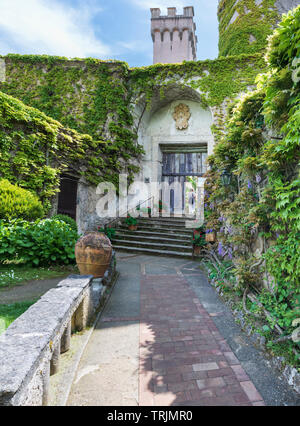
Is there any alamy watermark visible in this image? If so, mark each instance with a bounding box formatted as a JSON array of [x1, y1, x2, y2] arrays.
[[94, 174, 206, 228]]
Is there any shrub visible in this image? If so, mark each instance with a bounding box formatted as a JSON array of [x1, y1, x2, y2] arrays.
[[0, 218, 79, 266], [0, 179, 44, 221], [51, 214, 78, 233]]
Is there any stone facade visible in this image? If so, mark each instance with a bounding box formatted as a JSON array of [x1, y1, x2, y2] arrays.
[[151, 7, 197, 64]]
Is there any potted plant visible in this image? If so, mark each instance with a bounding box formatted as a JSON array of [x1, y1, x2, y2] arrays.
[[125, 214, 138, 231], [192, 228, 206, 256]]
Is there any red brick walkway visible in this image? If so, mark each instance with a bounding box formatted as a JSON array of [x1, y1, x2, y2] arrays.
[[139, 274, 265, 406]]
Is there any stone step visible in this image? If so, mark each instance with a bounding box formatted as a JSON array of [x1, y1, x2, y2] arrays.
[[118, 225, 193, 235], [115, 229, 194, 240], [113, 233, 191, 246], [112, 239, 193, 253], [137, 217, 196, 226], [134, 220, 194, 229], [112, 245, 193, 258]]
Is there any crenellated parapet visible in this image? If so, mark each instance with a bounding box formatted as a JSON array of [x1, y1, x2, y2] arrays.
[[150, 7, 198, 64]]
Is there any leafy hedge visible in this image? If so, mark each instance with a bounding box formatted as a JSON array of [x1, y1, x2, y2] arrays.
[[0, 179, 44, 220], [51, 214, 78, 233], [0, 219, 78, 266]]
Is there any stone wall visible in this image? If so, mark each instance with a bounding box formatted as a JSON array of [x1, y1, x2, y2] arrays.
[[0, 253, 116, 406]]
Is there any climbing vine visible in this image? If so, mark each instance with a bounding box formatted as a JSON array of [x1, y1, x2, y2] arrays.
[[0, 51, 267, 198], [218, 0, 280, 57], [204, 6, 300, 358], [0, 55, 144, 189], [130, 54, 265, 107]]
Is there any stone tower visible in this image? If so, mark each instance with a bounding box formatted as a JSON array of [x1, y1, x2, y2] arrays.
[[151, 6, 198, 64], [218, 0, 300, 57]]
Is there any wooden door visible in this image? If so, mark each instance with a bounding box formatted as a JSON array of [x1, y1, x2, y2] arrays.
[[161, 152, 207, 214]]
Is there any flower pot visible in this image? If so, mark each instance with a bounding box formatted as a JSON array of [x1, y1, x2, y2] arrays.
[[205, 232, 216, 243], [75, 232, 112, 278], [128, 225, 138, 231], [193, 246, 202, 256]]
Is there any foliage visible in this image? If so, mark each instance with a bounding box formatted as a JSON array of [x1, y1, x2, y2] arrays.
[[204, 6, 300, 358], [0, 218, 79, 266], [0, 57, 144, 191], [218, 0, 280, 57], [0, 53, 266, 195], [0, 90, 100, 210], [125, 215, 137, 226], [51, 214, 78, 233], [130, 54, 265, 108], [99, 226, 116, 241], [0, 179, 44, 220], [192, 227, 207, 247], [0, 300, 36, 335]]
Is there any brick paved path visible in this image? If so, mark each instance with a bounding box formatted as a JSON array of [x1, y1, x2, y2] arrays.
[[67, 254, 299, 406], [139, 272, 265, 406]]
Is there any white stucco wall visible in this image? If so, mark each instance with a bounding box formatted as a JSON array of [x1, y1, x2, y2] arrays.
[[137, 99, 214, 185]]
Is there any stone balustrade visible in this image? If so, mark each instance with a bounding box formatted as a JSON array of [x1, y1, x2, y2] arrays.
[[0, 252, 116, 406]]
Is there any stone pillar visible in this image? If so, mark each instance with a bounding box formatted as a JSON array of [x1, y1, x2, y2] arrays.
[[74, 296, 89, 331], [42, 362, 50, 406], [61, 321, 71, 353], [50, 341, 61, 376]]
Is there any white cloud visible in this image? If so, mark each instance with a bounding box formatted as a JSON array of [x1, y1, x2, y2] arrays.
[[0, 0, 111, 58], [129, 0, 191, 14]]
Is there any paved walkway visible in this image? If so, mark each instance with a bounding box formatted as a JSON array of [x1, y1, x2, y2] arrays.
[[67, 254, 300, 406]]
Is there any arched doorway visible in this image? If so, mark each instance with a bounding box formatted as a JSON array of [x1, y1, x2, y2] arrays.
[[133, 84, 214, 217]]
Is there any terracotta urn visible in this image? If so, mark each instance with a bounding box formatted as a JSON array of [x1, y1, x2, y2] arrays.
[[128, 225, 138, 231], [75, 232, 112, 278]]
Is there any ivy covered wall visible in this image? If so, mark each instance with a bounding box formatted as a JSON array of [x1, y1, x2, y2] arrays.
[[205, 6, 300, 363], [0, 56, 143, 189], [0, 52, 267, 177], [218, 0, 283, 57], [0, 90, 108, 210]]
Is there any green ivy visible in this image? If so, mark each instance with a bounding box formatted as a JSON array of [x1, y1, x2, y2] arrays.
[[218, 0, 280, 57], [0, 55, 144, 189], [204, 6, 300, 356]]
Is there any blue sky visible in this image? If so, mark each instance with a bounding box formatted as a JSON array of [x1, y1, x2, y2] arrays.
[[0, 0, 219, 67]]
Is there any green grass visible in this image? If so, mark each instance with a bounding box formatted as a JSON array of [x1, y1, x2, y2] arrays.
[[0, 300, 36, 335], [0, 264, 78, 289]]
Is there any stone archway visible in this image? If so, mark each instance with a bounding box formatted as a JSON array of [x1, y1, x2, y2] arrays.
[[131, 84, 214, 216]]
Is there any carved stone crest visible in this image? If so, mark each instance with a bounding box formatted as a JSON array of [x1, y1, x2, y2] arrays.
[[172, 103, 191, 130]]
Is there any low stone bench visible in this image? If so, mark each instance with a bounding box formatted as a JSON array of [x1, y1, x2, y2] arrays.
[[0, 252, 116, 406]]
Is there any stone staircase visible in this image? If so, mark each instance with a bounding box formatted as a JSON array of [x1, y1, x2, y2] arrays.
[[111, 217, 195, 258]]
